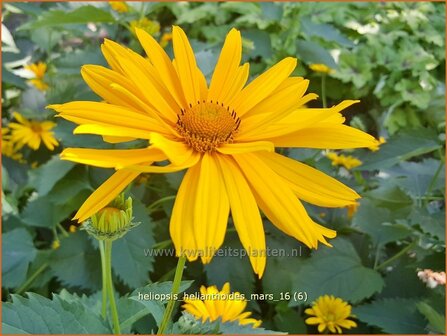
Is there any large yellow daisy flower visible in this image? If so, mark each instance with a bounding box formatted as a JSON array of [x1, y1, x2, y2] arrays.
[[48, 26, 377, 277], [183, 282, 261, 328]]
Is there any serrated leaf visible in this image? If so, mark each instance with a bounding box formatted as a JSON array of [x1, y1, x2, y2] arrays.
[[290, 239, 384, 305], [130, 281, 193, 327], [352, 199, 412, 246], [20, 5, 115, 30], [354, 298, 426, 334], [50, 232, 101, 290], [28, 155, 75, 196], [358, 128, 441, 170], [2, 292, 111, 334], [2, 228, 37, 288]]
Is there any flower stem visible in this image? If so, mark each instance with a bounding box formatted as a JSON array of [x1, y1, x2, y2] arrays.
[[321, 74, 327, 108], [157, 255, 187, 335], [375, 240, 418, 271], [15, 262, 49, 295], [104, 240, 121, 334], [147, 195, 176, 213], [99, 240, 108, 320]]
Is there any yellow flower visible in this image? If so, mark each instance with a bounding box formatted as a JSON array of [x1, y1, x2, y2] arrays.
[[305, 295, 357, 334], [183, 283, 261, 328], [9, 112, 59, 151], [109, 1, 129, 13], [129, 18, 160, 36], [1, 128, 25, 162], [326, 152, 362, 170], [25, 62, 49, 91], [48, 26, 377, 277], [309, 63, 334, 74], [159, 32, 173, 48], [368, 136, 386, 152]]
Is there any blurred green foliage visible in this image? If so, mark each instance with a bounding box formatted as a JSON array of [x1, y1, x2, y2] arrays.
[[2, 2, 445, 334]]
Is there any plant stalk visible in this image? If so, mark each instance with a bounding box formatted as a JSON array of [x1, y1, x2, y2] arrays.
[[105, 240, 121, 334], [157, 255, 187, 335]]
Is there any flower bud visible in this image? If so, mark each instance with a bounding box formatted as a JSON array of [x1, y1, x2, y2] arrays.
[[82, 194, 138, 241]]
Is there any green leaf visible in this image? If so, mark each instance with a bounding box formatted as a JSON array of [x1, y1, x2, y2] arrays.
[[354, 298, 426, 334], [352, 200, 412, 246], [365, 185, 413, 211], [28, 155, 75, 196], [296, 40, 337, 69], [301, 18, 354, 47], [2, 292, 110, 334], [290, 239, 384, 305], [20, 5, 115, 30], [130, 281, 193, 327], [2, 228, 37, 288], [50, 232, 101, 290], [411, 208, 445, 242], [112, 198, 155, 288], [417, 301, 446, 334], [243, 29, 272, 59], [358, 128, 441, 170], [205, 235, 256, 296]]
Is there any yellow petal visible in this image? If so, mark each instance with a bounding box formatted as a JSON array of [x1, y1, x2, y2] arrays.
[[194, 153, 230, 264], [81, 65, 144, 110], [48, 101, 164, 134], [208, 28, 242, 103], [73, 124, 149, 141], [60, 147, 166, 169], [239, 100, 359, 142], [240, 79, 310, 136], [150, 132, 196, 166], [270, 123, 378, 149], [216, 155, 266, 277], [172, 26, 202, 105], [224, 63, 250, 106], [170, 163, 200, 261], [75, 169, 140, 222], [102, 135, 136, 144], [231, 57, 297, 117], [217, 141, 274, 155], [127, 151, 201, 173], [258, 152, 360, 207], [135, 28, 188, 109], [234, 153, 336, 249]]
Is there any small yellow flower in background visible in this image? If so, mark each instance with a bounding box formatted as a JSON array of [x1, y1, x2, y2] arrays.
[[51, 239, 61, 249], [326, 151, 362, 170], [9, 112, 59, 151], [368, 136, 386, 152], [109, 1, 129, 13], [309, 63, 335, 74], [159, 32, 173, 48], [49, 26, 378, 277], [129, 18, 160, 36], [305, 295, 357, 334], [25, 62, 49, 91], [69, 225, 77, 233], [346, 201, 360, 219], [183, 283, 261, 328], [1, 128, 25, 162]]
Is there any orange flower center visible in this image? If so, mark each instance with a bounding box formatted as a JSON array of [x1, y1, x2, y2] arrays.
[[30, 122, 43, 133], [176, 101, 240, 152]]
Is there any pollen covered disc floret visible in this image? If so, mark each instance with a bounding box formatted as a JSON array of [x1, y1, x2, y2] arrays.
[[176, 100, 241, 152]]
